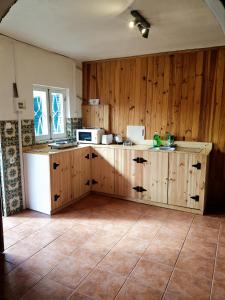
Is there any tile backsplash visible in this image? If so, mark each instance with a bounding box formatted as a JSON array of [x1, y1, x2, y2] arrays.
[[0, 121, 23, 216]]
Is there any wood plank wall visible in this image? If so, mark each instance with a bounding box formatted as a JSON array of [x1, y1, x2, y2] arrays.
[[83, 47, 225, 207]]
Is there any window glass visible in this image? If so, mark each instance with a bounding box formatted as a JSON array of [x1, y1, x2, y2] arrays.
[[33, 90, 48, 137], [51, 92, 65, 135]]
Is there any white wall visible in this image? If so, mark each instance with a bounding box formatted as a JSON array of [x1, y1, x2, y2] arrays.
[[0, 35, 82, 120]]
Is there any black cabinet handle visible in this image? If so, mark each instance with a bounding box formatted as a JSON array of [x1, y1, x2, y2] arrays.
[[139, 157, 147, 163], [92, 179, 98, 185], [54, 194, 60, 201], [133, 157, 147, 164], [133, 186, 147, 193], [92, 153, 98, 159], [53, 162, 60, 170], [190, 195, 199, 202], [192, 162, 201, 170], [85, 180, 90, 186], [133, 157, 140, 163], [85, 154, 90, 159]]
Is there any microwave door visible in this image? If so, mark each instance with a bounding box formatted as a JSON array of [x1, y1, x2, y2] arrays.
[[79, 131, 92, 142]]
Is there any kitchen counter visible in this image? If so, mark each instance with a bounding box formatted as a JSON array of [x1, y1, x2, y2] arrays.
[[23, 141, 212, 156]]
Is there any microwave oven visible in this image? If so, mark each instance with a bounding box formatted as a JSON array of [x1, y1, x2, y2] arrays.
[[76, 128, 105, 144]]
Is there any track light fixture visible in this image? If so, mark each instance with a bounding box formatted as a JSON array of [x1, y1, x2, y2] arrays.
[[129, 10, 151, 38]]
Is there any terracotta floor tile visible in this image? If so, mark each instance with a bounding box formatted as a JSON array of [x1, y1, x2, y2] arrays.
[[217, 242, 225, 259], [135, 214, 165, 228], [127, 223, 159, 241], [157, 226, 187, 240], [0, 255, 15, 275], [21, 278, 73, 300], [214, 258, 225, 283], [115, 278, 162, 300], [3, 241, 41, 265], [154, 231, 184, 250], [44, 235, 81, 256], [21, 229, 59, 248], [21, 247, 68, 276], [211, 280, 225, 300], [143, 242, 180, 267], [0, 266, 42, 299], [166, 268, 211, 299], [71, 246, 108, 268], [130, 258, 173, 291], [219, 231, 225, 243], [187, 226, 219, 244], [176, 249, 214, 280], [97, 249, 139, 276], [3, 234, 20, 249], [2, 195, 223, 300], [46, 256, 93, 289], [192, 215, 221, 229], [77, 269, 126, 300], [112, 236, 150, 257], [69, 292, 95, 300], [183, 238, 217, 259]]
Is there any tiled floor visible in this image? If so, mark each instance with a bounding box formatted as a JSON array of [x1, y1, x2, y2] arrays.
[[1, 194, 225, 300]]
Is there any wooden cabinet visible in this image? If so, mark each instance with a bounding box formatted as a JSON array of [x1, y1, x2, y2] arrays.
[[24, 145, 209, 215], [50, 151, 72, 210], [71, 147, 91, 199], [168, 152, 207, 210], [91, 147, 115, 194], [24, 147, 92, 215], [115, 149, 168, 204]]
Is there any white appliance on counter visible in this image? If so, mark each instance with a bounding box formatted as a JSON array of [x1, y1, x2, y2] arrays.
[[76, 128, 105, 144], [102, 134, 113, 145]]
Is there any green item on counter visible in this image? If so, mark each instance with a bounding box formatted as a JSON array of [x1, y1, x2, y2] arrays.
[[153, 132, 161, 147], [166, 132, 175, 146]]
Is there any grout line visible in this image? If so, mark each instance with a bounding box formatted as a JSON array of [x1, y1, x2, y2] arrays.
[[161, 214, 195, 299], [209, 220, 221, 300]]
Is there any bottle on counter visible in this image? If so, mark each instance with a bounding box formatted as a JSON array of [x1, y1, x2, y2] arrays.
[[166, 132, 175, 147], [153, 132, 161, 147]]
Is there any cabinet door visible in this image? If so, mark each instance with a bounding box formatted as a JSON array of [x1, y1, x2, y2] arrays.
[[168, 153, 189, 207], [115, 149, 168, 203], [168, 152, 206, 210], [187, 154, 207, 210], [91, 147, 115, 194], [144, 152, 168, 204], [50, 151, 72, 210], [115, 149, 136, 198], [71, 147, 91, 199]]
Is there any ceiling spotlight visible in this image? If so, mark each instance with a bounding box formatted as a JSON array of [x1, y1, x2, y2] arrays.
[[129, 20, 135, 28], [129, 10, 151, 39]]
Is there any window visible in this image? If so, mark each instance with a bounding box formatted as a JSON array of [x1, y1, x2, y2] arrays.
[[33, 86, 67, 141]]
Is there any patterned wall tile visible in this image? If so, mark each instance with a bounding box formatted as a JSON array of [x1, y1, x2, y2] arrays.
[[21, 119, 35, 146], [0, 120, 23, 216]]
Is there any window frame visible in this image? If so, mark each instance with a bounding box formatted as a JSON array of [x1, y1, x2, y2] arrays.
[[33, 86, 51, 142], [33, 85, 67, 142], [49, 88, 67, 140]]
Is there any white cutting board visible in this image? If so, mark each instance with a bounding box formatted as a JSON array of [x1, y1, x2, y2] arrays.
[[127, 126, 145, 144]]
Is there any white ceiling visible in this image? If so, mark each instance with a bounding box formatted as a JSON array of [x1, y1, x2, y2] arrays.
[[0, 0, 224, 61]]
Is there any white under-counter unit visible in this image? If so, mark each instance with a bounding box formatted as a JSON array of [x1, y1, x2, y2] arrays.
[[23, 146, 91, 214], [23, 142, 212, 215]]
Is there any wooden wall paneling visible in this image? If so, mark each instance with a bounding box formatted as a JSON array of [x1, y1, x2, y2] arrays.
[[82, 104, 109, 130], [145, 56, 154, 139], [134, 57, 147, 127], [192, 51, 204, 140], [83, 47, 225, 206]]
